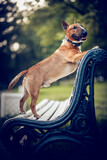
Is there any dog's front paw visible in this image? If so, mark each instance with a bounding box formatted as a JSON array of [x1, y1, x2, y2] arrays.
[[92, 46, 99, 49]]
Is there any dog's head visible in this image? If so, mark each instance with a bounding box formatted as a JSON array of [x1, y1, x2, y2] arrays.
[[62, 18, 87, 43]]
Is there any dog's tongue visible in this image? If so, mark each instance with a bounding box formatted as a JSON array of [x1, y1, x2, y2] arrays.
[[81, 37, 86, 40]]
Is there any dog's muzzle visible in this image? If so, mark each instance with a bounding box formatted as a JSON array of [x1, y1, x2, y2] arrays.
[[80, 29, 87, 41], [72, 29, 87, 41]]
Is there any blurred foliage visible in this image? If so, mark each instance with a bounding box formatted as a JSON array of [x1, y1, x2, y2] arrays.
[[0, 0, 22, 89], [0, 0, 107, 90]]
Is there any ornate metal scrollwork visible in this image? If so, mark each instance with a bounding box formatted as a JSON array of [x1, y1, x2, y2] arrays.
[[92, 48, 107, 64]]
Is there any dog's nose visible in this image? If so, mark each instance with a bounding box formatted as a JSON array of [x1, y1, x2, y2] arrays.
[[82, 29, 87, 37]]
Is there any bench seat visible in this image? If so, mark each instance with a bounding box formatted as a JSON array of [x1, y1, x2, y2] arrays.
[[15, 98, 70, 121]]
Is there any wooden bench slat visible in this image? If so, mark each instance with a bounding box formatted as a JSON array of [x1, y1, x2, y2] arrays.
[[37, 100, 55, 117], [38, 101, 60, 121], [49, 101, 64, 120], [49, 99, 69, 120], [36, 99, 49, 111]]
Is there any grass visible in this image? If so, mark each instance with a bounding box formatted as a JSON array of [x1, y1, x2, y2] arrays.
[[94, 82, 107, 120], [37, 85, 72, 102]]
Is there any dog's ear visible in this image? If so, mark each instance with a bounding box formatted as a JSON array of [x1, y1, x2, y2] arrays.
[[61, 20, 69, 30], [74, 17, 77, 24]]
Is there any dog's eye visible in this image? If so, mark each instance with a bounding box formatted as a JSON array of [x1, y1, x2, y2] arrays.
[[73, 26, 77, 29]]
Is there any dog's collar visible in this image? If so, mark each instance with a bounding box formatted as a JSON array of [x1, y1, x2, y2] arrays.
[[64, 36, 83, 47]]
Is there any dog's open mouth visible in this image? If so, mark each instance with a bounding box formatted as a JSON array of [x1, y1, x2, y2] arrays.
[[81, 37, 86, 41], [72, 34, 79, 41], [72, 34, 87, 41]]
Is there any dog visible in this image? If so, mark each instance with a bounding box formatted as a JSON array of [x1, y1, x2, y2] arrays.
[[8, 18, 88, 118]]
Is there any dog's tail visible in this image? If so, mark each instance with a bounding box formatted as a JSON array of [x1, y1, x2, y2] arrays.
[[8, 70, 28, 91]]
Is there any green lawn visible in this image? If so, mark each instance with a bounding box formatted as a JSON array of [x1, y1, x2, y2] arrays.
[[94, 82, 107, 120], [37, 85, 72, 102]]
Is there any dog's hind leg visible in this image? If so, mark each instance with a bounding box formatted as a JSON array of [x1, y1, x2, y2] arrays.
[[20, 88, 29, 114], [30, 88, 40, 118]]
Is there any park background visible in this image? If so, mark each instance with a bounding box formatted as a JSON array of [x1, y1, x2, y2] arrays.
[[0, 0, 107, 159]]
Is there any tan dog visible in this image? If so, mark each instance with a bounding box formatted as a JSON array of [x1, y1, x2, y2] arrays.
[[8, 18, 88, 118]]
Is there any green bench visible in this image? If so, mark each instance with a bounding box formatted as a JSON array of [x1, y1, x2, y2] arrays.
[[1, 48, 107, 160]]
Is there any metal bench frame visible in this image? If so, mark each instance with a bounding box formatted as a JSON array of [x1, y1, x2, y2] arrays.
[[1, 48, 107, 160]]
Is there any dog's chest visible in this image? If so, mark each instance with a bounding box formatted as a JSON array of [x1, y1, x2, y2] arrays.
[[61, 60, 80, 77], [42, 61, 80, 87]]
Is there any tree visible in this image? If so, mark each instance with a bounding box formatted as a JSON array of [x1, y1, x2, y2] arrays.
[[0, 0, 22, 90], [0, 0, 107, 90]]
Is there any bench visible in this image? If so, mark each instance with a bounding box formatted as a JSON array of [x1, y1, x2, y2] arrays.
[[1, 48, 107, 160]]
